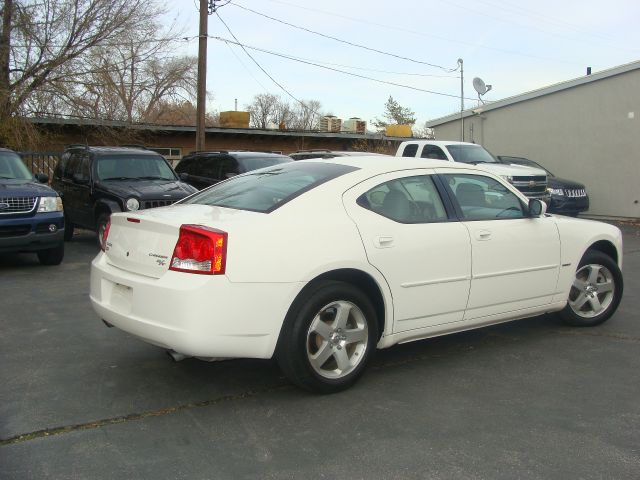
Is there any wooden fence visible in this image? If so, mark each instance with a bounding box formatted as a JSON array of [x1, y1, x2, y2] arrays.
[[19, 151, 61, 179]]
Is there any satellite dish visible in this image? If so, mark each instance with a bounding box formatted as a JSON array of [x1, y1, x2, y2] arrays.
[[473, 77, 487, 95], [473, 77, 492, 104]]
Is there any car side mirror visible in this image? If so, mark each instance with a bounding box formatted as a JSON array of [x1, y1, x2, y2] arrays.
[[528, 198, 547, 217], [73, 173, 89, 185], [35, 173, 49, 183], [179, 172, 189, 181]]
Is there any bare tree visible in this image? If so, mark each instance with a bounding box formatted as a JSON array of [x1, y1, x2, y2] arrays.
[[0, 0, 186, 146], [245, 93, 279, 129], [272, 100, 295, 129], [290, 99, 322, 130], [144, 100, 219, 127], [22, 4, 196, 124], [412, 121, 435, 139]]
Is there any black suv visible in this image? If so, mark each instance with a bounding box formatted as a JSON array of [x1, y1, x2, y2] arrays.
[[0, 148, 65, 265], [175, 151, 292, 190], [498, 156, 589, 216], [52, 146, 197, 246]]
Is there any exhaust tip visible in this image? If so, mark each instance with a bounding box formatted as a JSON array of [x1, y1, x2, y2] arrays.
[[166, 350, 191, 362]]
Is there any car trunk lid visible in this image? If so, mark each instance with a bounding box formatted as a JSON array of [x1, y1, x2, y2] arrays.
[[103, 204, 258, 279]]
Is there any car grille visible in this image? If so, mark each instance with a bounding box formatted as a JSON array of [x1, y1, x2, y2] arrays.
[[564, 188, 587, 198], [510, 176, 547, 196], [142, 199, 175, 209], [0, 224, 31, 237], [0, 197, 37, 214]]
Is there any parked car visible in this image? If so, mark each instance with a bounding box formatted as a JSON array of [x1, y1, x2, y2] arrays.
[[397, 140, 549, 200], [0, 148, 65, 265], [175, 151, 292, 190], [498, 155, 589, 216], [90, 156, 623, 393], [51, 145, 197, 248], [290, 150, 389, 160]]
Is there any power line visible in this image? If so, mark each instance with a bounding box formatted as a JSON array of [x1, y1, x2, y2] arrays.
[[437, 0, 640, 55], [210, 35, 478, 101], [258, 0, 589, 66], [214, 12, 311, 114], [221, 35, 270, 94], [230, 3, 460, 72]]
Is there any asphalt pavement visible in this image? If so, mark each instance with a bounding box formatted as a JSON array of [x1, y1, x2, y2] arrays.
[[1, 223, 639, 479]]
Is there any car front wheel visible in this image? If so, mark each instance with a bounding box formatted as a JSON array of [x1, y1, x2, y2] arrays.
[[277, 281, 378, 393], [559, 250, 623, 327]]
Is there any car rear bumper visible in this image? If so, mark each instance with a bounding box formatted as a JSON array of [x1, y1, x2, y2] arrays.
[[90, 252, 303, 359], [0, 212, 65, 253]]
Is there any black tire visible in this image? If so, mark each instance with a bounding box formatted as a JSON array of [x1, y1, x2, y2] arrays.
[[37, 242, 64, 265], [559, 250, 623, 327], [277, 281, 378, 394], [63, 214, 74, 241], [96, 213, 110, 250]]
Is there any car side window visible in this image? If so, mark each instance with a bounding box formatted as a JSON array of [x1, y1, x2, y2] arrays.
[[401, 144, 419, 157], [175, 157, 193, 174], [195, 156, 221, 179], [420, 145, 448, 160], [357, 175, 448, 223], [54, 152, 70, 180], [78, 155, 90, 181], [445, 174, 526, 220], [63, 153, 82, 180], [219, 157, 240, 179]]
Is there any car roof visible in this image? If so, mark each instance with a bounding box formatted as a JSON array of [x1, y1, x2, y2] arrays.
[[298, 154, 478, 175], [65, 146, 162, 156], [400, 140, 482, 147], [184, 151, 288, 158]]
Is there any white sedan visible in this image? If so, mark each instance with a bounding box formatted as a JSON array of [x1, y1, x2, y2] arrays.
[[90, 156, 624, 393]]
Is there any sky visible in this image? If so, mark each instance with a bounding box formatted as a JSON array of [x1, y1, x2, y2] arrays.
[[168, 0, 640, 128]]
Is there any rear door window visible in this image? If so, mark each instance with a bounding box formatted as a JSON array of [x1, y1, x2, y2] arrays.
[[357, 175, 448, 223], [421, 145, 448, 160], [401, 144, 419, 157]]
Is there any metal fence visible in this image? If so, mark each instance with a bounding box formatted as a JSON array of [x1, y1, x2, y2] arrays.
[[19, 151, 61, 179]]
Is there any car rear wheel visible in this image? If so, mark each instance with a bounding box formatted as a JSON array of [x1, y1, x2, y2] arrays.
[[37, 242, 64, 265], [559, 250, 623, 326], [277, 281, 378, 393]]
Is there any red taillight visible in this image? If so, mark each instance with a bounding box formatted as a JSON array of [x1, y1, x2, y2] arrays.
[[101, 219, 111, 252], [169, 224, 227, 275]]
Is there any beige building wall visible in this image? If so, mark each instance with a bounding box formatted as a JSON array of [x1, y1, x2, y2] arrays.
[[431, 69, 640, 219]]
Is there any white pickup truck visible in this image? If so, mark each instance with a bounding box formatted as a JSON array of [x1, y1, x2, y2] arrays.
[[396, 140, 549, 199]]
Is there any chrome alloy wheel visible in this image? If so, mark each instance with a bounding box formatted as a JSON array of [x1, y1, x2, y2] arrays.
[[306, 300, 369, 379], [568, 263, 615, 319]]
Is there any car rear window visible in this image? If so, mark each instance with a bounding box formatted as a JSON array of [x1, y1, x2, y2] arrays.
[[180, 162, 358, 213], [445, 145, 498, 164], [239, 155, 292, 172], [95, 154, 177, 181]]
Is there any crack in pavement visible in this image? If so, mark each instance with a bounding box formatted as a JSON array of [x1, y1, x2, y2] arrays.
[[553, 330, 640, 343], [2, 327, 638, 447], [0, 383, 290, 447]]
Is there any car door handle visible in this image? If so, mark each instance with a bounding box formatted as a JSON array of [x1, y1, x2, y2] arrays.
[[476, 230, 492, 241], [374, 236, 394, 248]]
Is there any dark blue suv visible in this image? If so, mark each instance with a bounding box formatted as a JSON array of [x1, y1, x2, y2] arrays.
[[0, 148, 65, 265]]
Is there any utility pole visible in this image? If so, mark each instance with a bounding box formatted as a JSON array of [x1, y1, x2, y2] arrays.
[[458, 58, 464, 142], [195, 0, 209, 152]]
